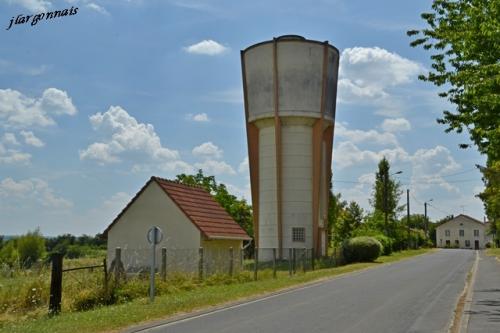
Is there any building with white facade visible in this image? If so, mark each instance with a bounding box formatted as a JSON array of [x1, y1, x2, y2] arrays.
[[435, 214, 492, 250]]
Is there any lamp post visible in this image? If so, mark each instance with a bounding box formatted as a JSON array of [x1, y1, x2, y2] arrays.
[[424, 199, 433, 239], [384, 170, 402, 237]]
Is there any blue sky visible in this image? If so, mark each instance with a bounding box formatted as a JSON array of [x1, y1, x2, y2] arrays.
[[0, 0, 486, 236]]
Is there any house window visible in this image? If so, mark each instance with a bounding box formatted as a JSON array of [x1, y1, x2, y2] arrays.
[[455, 240, 459, 246], [446, 240, 451, 247], [445, 230, 450, 236], [474, 230, 479, 237], [292, 227, 305, 242], [465, 240, 471, 247], [459, 230, 464, 237]]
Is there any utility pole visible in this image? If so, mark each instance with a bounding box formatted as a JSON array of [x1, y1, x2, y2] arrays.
[[424, 199, 433, 240], [407, 189, 410, 249]]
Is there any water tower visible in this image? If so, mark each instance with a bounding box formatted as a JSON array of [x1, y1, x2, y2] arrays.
[[241, 35, 339, 258]]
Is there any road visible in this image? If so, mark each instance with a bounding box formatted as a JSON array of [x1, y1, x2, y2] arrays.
[[136, 249, 475, 333]]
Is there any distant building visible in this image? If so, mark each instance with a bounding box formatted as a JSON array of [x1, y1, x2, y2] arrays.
[[435, 214, 492, 249], [103, 177, 251, 272]]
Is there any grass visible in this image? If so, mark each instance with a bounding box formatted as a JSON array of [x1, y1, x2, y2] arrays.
[[485, 247, 500, 260], [0, 248, 432, 333]]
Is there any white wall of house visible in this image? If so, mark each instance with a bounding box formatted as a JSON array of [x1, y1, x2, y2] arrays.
[[436, 215, 489, 249], [107, 181, 201, 271]]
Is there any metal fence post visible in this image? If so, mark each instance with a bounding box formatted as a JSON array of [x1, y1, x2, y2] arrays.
[[272, 248, 277, 279], [302, 248, 306, 273], [161, 247, 167, 281], [253, 248, 259, 281], [229, 247, 234, 277], [198, 247, 204, 280], [288, 248, 293, 276], [103, 258, 108, 293], [48, 253, 63, 316], [311, 248, 315, 271], [293, 248, 296, 274]]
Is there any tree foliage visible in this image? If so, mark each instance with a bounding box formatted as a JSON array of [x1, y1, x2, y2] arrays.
[[371, 157, 402, 234], [408, 0, 500, 221], [16, 229, 46, 268], [176, 169, 253, 238]]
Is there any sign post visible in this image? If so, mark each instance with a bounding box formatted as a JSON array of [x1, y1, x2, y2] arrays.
[[147, 226, 163, 302]]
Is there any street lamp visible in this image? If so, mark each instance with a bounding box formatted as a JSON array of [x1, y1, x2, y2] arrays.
[[424, 198, 433, 238], [384, 170, 403, 236]]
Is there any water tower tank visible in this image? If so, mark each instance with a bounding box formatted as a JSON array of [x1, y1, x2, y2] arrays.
[[241, 35, 339, 258]]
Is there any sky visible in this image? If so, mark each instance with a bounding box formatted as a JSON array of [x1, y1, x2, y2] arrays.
[[0, 0, 487, 236]]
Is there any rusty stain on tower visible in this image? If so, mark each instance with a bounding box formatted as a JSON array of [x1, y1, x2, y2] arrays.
[[241, 35, 340, 258]]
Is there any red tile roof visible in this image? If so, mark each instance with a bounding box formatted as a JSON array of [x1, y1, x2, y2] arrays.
[[104, 177, 251, 240]]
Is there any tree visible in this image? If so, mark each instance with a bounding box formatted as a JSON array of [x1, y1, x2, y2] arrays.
[[328, 192, 347, 245], [337, 201, 364, 241], [371, 157, 402, 236], [408, 0, 500, 221], [176, 170, 254, 239], [17, 229, 46, 268], [0, 240, 19, 267]]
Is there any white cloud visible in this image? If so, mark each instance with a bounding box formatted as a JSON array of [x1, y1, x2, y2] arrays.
[[20, 130, 45, 147], [186, 113, 210, 122], [6, 0, 51, 13], [333, 141, 409, 170], [336, 122, 399, 146], [0, 142, 31, 165], [338, 47, 424, 116], [192, 141, 223, 159], [86, 3, 109, 15], [0, 177, 72, 209], [205, 88, 243, 104], [2, 133, 19, 145], [238, 156, 248, 174], [194, 159, 236, 175], [0, 88, 77, 128], [381, 118, 411, 132], [184, 40, 228, 55], [80, 106, 190, 173], [0, 59, 48, 76]]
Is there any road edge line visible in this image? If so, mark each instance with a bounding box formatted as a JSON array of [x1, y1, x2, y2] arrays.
[[448, 250, 478, 333]]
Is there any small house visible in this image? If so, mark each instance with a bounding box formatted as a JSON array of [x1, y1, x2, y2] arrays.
[[104, 177, 251, 273]]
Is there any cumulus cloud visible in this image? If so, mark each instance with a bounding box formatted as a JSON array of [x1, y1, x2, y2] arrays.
[[192, 141, 223, 159], [0, 88, 77, 128], [80, 106, 191, 173], [238, 156, 249, 174], [184, 40, 228, 55], [338, 47, 424, 116], [20, 130, 45, 147], [6, 0, 51, 13], [186, 113, 210, 122], [86, 3, 109, 15], [2, 133, 19, 145], [194, 159, 236, 175], [381, 118, 411, 132], [0, 177, 72, 209], [0, 142, 31, 165], [336, 122, 399, 146]]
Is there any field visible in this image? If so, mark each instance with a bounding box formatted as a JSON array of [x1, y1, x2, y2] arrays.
[[0, 248, 432, 333]]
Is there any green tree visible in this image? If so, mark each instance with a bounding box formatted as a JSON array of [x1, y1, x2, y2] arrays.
[[336, 201, 364, 241], [371, 157, 403, 236], [176, 170, 253, 238], [328, 192, 347, 245], [0, 240, 19, 267], [17, 229, 46, 268], [408, 0, 500, 221]]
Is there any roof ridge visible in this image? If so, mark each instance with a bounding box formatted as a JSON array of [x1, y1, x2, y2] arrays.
[[151, 176, 206, 190]]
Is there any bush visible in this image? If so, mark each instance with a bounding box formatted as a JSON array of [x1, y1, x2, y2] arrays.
[[372, 235, 393, 255], [0, 241, 19, 267], [17, 229, 46, 268], [342, 237, 382, 263], [486, 241, 492, 248]]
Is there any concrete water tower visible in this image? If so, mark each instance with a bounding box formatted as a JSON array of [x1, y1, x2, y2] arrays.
[[241, 35, 340, 258]]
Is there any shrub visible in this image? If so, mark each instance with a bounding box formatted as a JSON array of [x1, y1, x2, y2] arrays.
[[486, 241, 492, 248], [372, 235, 393, 255], [342, 236, 382, 263], [17, 229, 46, 268], [0, 241, 19, 267]]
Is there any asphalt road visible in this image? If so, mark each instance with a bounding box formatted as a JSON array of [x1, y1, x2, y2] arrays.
[[139, 249, 475, 333]]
